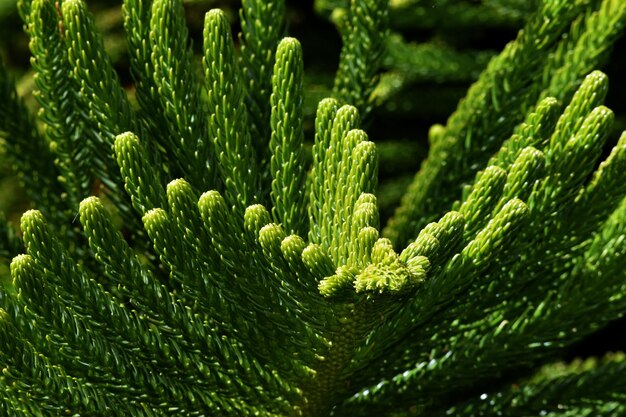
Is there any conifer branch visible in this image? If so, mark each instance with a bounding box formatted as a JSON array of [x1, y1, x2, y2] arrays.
[[308, 97, 340, 244], [269, 37, 308, 236], [122, 0, 174, 172], [372, 37, 495, 106], [0, 297, 113, 414], [384, 35, 495, 84], [196, 190, 324, 381], [458, 165, 507, 239], [20, 209, 297, 415], [239, 0, 286, 167], [79, 196, 170, 312], [80, 196, 299, 413], [310, 104, 363, 261], [62, 0, 141, 196], [149, 0, 215, 190], [487, 96, 560, 170], [448, 354, 626, 416], [203, 9, 259, 213], [384, 0, 615, 248], [542, 0, 626, 102], [16, 0, 33, 25], [569, 131, 626, 237], [114, 131, 167, 215], [337, 70, 626, 415], [333, 0, 389, 115], [317, 0, 531, 30], [27, 0, 93, 208]]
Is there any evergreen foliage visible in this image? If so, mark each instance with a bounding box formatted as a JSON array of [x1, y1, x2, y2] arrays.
[[0, 0, 626, 416], [315, 0, 533, 111]]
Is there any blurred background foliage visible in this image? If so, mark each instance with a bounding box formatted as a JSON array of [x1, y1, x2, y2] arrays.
[[1, 0, 626, 352]]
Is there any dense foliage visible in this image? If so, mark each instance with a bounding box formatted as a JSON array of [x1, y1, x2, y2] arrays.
[[1, 0, 626, 416]]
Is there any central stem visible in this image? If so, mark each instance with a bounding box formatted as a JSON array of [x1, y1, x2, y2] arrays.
[[298, 304, 372, 417]]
